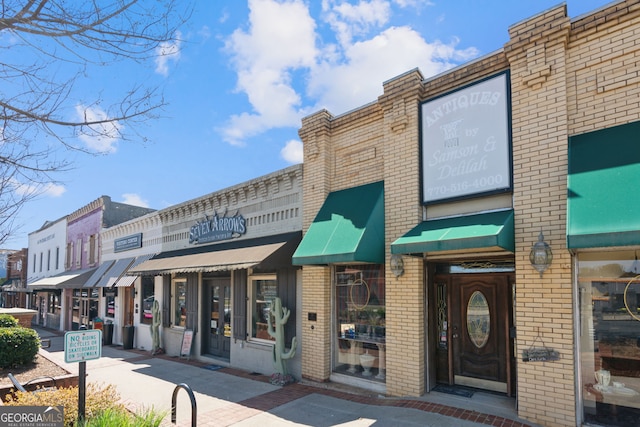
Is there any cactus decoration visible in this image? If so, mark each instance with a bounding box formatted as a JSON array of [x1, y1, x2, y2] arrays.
[[267, 297, 297, 384]]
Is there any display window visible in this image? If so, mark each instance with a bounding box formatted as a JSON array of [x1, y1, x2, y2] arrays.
[[579, 250, 640, 426], [140, 277, 154, 325], [172, 278, 187, 328], [249, 274, 277, 341], [334, 264, 386, 382], [104, 289, 116, 318]]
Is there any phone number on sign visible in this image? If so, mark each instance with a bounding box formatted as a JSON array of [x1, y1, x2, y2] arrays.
[[425, 174, 504, 198]]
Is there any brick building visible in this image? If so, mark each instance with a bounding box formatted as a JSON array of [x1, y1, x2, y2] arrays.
[[293, 2, 640, 426]]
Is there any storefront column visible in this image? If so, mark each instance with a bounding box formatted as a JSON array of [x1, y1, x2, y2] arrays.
[[301, 266, 332, 382], [380, 69, 425, 397], [505, 5, 575, 426], [385, 256, 425, 396]]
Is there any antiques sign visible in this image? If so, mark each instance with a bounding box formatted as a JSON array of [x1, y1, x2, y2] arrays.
[[420, 72, 512, 204], [189, 211, 246, 244]]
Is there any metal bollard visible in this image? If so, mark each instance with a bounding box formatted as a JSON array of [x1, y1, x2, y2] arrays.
[[171, 383, 197, 426]]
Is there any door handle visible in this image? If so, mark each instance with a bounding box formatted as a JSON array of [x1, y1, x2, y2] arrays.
[[453, 334, 459, 339]]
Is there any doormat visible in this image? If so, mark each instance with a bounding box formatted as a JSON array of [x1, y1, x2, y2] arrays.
[[202, 364, 224, 371], [432, 384, 475, 398]]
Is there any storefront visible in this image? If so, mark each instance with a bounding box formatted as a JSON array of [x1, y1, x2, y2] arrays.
[[294, 3, 640, 426], [568, 122, 640, 426], [293, 181, 386, 391], [27, 268, 97, 330], [128, 165, 303, 378]]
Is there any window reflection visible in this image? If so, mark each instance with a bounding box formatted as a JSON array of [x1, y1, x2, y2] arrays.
[[140, 277, 154, 325], [334, 264, 386, 382], [579, 251, 640, 426], [251, 277, 277, 341], [173, 280, 187, 327]]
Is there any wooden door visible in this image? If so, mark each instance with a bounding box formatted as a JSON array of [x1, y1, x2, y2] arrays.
[[450, 275, 513, 395]]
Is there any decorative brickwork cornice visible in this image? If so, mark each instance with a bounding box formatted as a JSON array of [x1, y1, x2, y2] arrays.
[[504, 5, 570, 88], [298, 109, 332, 141], [299, 109, 333, 160], [379, 69, 423, 134], [571, 0, 640, 37], [67, 196, 108, 222]]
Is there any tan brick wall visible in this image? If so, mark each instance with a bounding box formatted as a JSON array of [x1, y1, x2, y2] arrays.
[[300, 266, 332, 381], [567, 0, 640, 134]]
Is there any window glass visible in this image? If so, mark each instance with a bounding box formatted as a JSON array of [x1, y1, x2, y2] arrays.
[[250, 276, 277, 341], [334, 264, 386, 382], [467, 291, 490, 348], [47, 293, 60, 315], [173, 279, 187, 327], [140, 277, 154, 325], [70, 288, 99, 330], [579, 251, 640, 425], [105, 290, 116, 318]]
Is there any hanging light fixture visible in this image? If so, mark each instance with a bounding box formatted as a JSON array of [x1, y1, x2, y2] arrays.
[[390, 254, 405, 277], [529, 231, 553, 277]]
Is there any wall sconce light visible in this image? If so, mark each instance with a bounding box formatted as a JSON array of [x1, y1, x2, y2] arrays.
[[529, 231, 553, 277], [390, 254, 404, 277]]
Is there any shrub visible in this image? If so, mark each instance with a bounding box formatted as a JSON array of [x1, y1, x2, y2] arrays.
[[79, 406, 167, 427], [0, 313, 19, 328], [4, 383, 126, 427], [0, 326, 40, 368]]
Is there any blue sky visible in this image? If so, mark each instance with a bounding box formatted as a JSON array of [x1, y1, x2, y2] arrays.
[[8, 0, 614, 249]]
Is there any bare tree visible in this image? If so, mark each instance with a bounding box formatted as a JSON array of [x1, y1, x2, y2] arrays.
[[0, 0, 192, 244]]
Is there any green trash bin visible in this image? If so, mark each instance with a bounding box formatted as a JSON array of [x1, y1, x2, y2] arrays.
[[123, 325, 135, 349]]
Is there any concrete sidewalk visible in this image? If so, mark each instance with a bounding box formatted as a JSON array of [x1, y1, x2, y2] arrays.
[[36, 327, 536, 427]]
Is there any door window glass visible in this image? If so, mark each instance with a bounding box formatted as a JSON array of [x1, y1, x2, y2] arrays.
[[467, 291, 490, 348], [579, 251, 640, 426]]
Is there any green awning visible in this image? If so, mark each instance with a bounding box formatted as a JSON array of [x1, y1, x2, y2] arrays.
[[391, 210, 514, 254], [567, 122, 640, 248], [292, 181, 384, 265]]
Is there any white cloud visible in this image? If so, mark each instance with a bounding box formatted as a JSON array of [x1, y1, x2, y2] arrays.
[[393, 0, 433, 8], [155, 31, 182, 76], [281, 139, 303, 163], [199, 25, 211, 40], [220, 0, 479, 146], [11, 179, 65, 198], [309, 26, 479, 114], [75, 105, 123, 153], [221, 0, 317, 145], [323, 0, 391, 46], [121, 193, 150, 208], [42, 182, 66, 197]]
